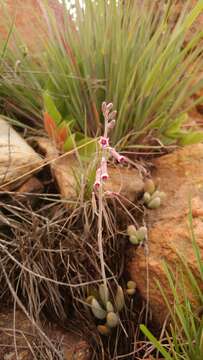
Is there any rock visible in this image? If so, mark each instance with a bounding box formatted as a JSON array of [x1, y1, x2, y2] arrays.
[[16, 176, 44, 194], [128, 144, 203, 325], [0, 309, 91, 360], [37, 138, 144, 202], [14, 176, 44, 206], [0, 118, 42, 189], [0, 0, 66, 52]]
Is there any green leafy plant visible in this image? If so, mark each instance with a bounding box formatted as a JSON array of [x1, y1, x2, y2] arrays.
[[140, 209, 203, 360], [43, 91, 97, 160], [1, 0, 203, 148]]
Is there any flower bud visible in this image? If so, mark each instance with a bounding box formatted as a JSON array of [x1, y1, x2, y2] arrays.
[[106, 102, 113, 112], [108, 110, 117, 120], [107, 119, 116, 129], [102, 102, 107, 113]]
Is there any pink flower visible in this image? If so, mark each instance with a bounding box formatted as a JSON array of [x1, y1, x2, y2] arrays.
[[94, 168, 101, 189], [110, 147, 126, 163], [101, 157, 109, 181], [99, 136, 109, 148]]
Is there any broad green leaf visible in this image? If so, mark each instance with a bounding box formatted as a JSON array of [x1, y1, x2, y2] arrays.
[[77, 137, 97, 161], [160, 135, 177, 146], [75, 132, 85, 142], [63, 117, 76, 131], [63, 134, 76, 152], [179, 131, 203, 145], [164, 113, 188, 139], [43, 91, 62, 126]]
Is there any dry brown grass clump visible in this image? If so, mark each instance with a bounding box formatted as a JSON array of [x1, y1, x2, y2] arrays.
[[0, 187, 146, 358]]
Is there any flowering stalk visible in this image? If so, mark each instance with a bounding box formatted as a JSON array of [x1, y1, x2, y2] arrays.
[[93, 101, 126, 303]]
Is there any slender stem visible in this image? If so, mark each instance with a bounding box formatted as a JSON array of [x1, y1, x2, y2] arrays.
[[97, 179, 108, 298], [97, 116, 109, 300]]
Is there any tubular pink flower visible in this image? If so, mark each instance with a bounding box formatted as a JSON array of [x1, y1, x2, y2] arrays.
[[101, 157, 109, 181], [110, 147, 125, 163], [99, 136, 109, 148], [94, 168, 101, 189]]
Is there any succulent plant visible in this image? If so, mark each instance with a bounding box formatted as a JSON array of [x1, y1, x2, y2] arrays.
[[150, 190, 161, 200], [91, 298, 107, 319], [126, 288, 136, 296], [148, 196, 161, 209], [126, 280, 136, 296], [115, 285, 125, 312], [143, 192, 151, 204], [106, 312, 119, 328], [106, 301, 114, 312], [127, 224, 137, 237], [99, 283, 109, 305], [144, 179, 155, 194], [88, 284, 124, 333], [97, 324, 111, 336], [143, 182, 165, 209], [127, 280, 136, 290], [129, 235, 139, 245], [136, 226, 147, 242], [86, 295, 94, 305], [128, 225, 147, 245]]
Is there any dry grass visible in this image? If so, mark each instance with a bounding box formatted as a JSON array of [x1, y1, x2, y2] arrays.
[[0, 181, 147, 359]]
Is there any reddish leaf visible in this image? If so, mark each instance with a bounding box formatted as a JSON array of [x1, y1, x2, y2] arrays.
[[43, 112, 57, 140], [56, 126, 69, 148]]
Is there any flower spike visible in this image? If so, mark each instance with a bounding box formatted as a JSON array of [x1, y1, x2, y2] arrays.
[[110, 147, 126, 163]]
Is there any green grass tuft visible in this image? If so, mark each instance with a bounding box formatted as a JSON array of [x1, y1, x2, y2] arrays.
[[0, 0, 203, 147]]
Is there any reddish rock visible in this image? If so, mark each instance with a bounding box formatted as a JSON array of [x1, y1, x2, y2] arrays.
[[0, 0, 68, 51], [128, 144, 203, 325], [17, 176, 43, 194]]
